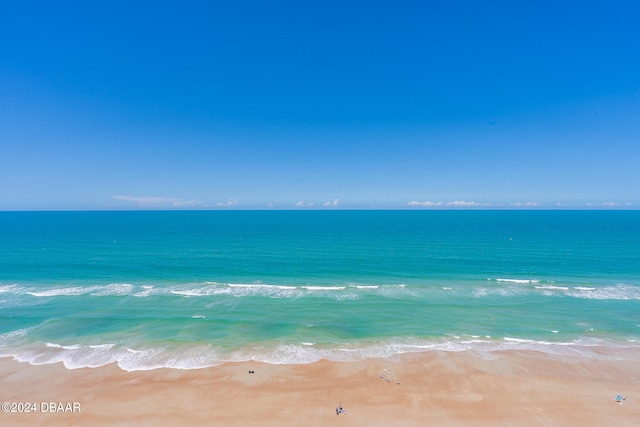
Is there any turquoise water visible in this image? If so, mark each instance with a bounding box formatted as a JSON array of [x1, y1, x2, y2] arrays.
[[1, 211, 639, 370]]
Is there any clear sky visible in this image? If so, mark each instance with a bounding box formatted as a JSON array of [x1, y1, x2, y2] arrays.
[[1, 0, 638, 210]]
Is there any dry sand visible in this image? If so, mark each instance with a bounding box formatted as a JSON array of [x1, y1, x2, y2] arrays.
[[1, 351, 638, 426]]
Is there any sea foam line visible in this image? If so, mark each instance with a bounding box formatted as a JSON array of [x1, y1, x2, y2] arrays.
[[6, 281, 639, 301], [2, 335, 639, 372], [493, 278, 540, 284]]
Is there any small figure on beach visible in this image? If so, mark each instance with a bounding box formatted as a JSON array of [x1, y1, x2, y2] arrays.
[[248, 370, 255, 374], [614, 395, 631, 404], [380, 369, 401, 385], [336, 403, 345, 415]]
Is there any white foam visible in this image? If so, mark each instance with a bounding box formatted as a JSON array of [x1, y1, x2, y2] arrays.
[[90, 283, 134, 296], [169, 283, 304, 299], [228, 283, 270, 288], [503, 337, 534, 343], [535, 285, 569, 290], [89, 344, 115, 349], [3, 335, 640, 372], [25, 284, 137, 298], [170, 290, 205, 297], [180, 283, 226, 295], [11, 281, 437, 301], [567, 284, 640, 300], [133, 286, 158, 297], [472, 286, 525, 298], [27, 287, 89, 297], [0, 328, 33, 343], [460, 339, 491, 344], [0, 284, 18, 293], [227, 283, 295, 290], [495, 278, 539, 284], [61, 344, 82, 350]]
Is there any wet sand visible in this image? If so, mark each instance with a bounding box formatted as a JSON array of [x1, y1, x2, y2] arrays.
[[1, 351, 638, 426]]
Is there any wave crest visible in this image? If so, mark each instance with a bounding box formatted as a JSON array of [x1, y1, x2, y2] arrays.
[[2, 335, 639, 371]]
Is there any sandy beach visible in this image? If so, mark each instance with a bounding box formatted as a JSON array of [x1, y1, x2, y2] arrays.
[[1, 351, 638, 426]]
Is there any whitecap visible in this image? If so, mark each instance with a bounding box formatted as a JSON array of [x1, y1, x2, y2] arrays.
[[0, 284, 18, 293], [89, 344, 115, 349], [567, 284, 640, 300], [503, 337, 535, 343], [27, 287, 88, 297], [5, 335, 640, 372], [90, 283, 134, 296], [133, 286, 157, 297], [495, 278, 539, 284], [228, 283, 270, 288], [170, 290, 207, 297]]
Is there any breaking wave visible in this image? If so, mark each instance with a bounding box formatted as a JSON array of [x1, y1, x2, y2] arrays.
[[1, 334, 638, 372], [3, 280, 638, 301]]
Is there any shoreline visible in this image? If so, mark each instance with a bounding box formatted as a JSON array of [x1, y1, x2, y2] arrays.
[[1, 350, 639, 426]]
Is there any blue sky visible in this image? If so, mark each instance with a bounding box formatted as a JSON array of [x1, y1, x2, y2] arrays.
[[1, 0, 638, 210]]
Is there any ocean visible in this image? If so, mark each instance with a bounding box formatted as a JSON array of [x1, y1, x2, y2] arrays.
[[1, 210, 639, 371]]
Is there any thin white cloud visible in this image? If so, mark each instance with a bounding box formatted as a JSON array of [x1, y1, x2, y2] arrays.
[[113, 195, 207, 208], [586, 201, 633, 208], [324, 198, 339, 207], [510, 202, 540, 207], [215, 200, 239, 208], [408, 201, 443, 207], [408, 200, 495, 208], [407, 200, 560, 209], [295, 201, 315, 207], [447, 200, 484, 207], [408, 200, 635, 209]]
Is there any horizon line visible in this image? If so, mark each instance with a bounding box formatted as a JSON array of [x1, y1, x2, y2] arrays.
[[1, 207, 639, 213]]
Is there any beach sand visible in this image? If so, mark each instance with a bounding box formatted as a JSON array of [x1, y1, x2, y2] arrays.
[[1, 351, 638, 426]]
